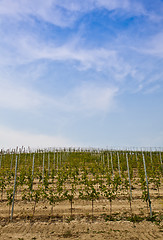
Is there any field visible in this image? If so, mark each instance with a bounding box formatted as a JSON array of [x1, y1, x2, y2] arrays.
[[0, 148, 163, 239]]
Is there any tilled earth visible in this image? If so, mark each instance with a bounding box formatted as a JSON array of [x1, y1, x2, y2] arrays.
[[0, 192, 163, 240]]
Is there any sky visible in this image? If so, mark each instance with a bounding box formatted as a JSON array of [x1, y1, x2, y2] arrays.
[[0, 0, 163, 150]]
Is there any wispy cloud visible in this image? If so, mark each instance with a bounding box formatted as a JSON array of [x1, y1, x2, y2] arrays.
[[144, 84, 160, 94], [64, 83, 118, 113], [0, 74, 118, 115], [0, 125, 74, 149], [140, 32, 163, 58], [0, 0, 161, 28], [0, 0, 80, 27], [0, 78, 54, 110], [0, 0, 161, 87], [0, 31, 132, 81], [0, 0, 162, 148]]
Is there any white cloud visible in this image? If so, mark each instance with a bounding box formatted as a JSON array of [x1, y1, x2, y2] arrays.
[[95, 0, 130, 10], [0, 74, 118, 115], [0, 79, 54, 110], [95, 0, 163, 21], [0, 32, 131, 79], [0, 0, 158, 28], [0, 125, 73, 149], [54, 0, 130, 12], [144, 32, 163, 57], [144, 84, 160, 94], [132, 32, 163, 58], [0, 0, 79, 27], [0, 0, 158, 82], [63, 83, 118, 114]]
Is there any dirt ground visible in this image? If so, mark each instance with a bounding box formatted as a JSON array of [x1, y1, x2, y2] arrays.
[[0, 191, 163, 240], [0, 219, 163, 240]]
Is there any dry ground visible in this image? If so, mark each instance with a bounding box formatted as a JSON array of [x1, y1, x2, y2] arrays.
[[0, 188, 163, 240], [0, 219, 163, 240]]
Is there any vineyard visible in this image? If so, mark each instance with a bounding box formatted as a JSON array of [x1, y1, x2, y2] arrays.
[[0, 147, 163, 239]]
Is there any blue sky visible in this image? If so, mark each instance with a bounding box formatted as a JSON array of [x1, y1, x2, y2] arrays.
[[0, 0, 163, 149]]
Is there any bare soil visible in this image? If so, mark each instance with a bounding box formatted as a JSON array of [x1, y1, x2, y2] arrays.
[[0, 187, 163, 240]]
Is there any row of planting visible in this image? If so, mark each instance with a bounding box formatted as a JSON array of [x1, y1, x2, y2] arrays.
[[0, 148, 162, 220]]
